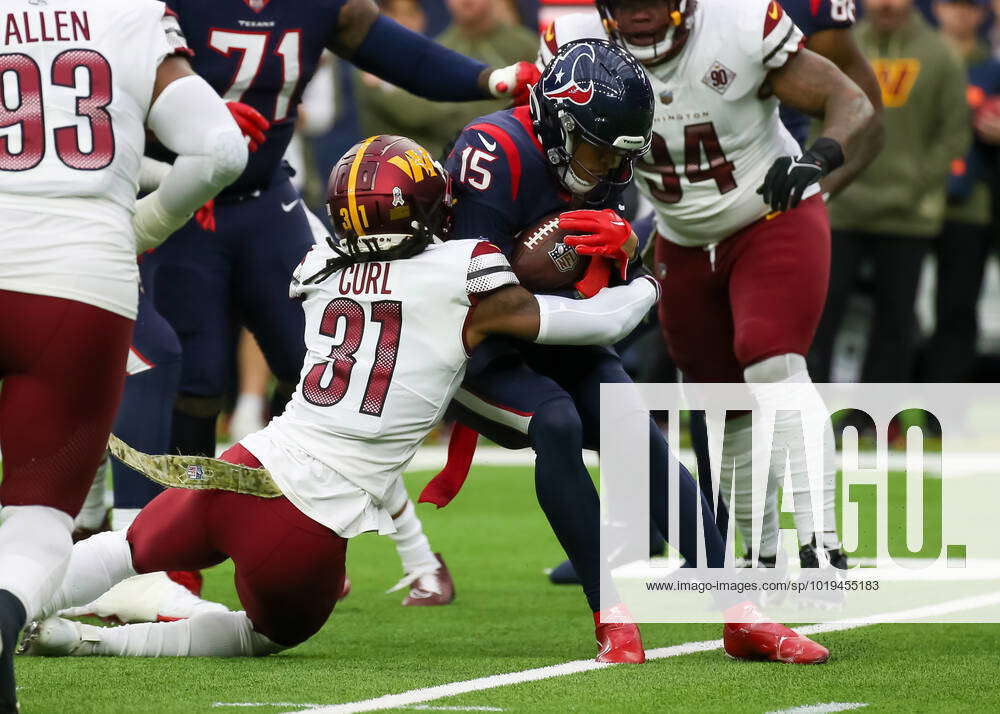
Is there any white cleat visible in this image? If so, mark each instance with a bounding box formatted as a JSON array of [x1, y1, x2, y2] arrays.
[[18, 618, 99, 657], [59, 572, 230, 624]]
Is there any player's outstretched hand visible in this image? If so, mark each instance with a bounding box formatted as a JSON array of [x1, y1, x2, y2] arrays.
[[561, 209, 633, 278], [194, 199, 216, 232], [488, 61, 541, 105], [226, 101, 270, 153], [757, 137, 844, 213]]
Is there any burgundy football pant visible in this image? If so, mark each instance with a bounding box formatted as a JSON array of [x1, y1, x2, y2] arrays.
[[654, 194, 831, 383], [0, 290, 133, 515], [126, 444, 348, 647]]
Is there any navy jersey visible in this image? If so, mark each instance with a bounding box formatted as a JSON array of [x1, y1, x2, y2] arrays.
[[157, 0, 345, 194], [445, 106, 621, 256], [779, 0, 856, 147]]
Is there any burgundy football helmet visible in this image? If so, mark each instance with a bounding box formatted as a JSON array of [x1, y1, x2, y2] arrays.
[[596, 0, 696, 66], [325, 134, 453, 264]]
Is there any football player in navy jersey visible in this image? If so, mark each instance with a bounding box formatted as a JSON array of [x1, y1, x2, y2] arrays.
[[778, 0, 884, 196], [429, 40, 830, 665]]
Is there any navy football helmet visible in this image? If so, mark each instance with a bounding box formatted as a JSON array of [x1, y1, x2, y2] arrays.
[[596, 0, 696, 66], [529, 39, 653, 198]]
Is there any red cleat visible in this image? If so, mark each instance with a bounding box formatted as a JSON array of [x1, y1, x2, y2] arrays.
[[594, 604, 646, 663], [723, 601, 829, 664]]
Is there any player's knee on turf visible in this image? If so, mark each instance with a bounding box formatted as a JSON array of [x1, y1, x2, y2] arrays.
[[191, 611, 285, 657]]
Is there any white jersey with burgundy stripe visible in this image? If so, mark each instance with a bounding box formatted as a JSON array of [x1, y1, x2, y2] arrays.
[[0, 0, 185, 319], [538, 0, 810, 248], [241, 239, 518, 537]]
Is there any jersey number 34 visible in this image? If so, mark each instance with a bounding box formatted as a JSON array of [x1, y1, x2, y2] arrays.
[[642, 123, 736, 204]]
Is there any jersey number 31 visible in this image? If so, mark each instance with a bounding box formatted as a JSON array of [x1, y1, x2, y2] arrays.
[[302, 297, 402, 418]]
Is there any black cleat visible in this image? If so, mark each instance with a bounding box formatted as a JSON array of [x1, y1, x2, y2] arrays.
[[799, 537, 849, 570], [547, 559, 580, 585]]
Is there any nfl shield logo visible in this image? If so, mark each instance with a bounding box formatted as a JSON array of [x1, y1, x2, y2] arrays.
[[185, 465, 205, 481], [548, 242, 579, 273], [243, 0, 269, 12]]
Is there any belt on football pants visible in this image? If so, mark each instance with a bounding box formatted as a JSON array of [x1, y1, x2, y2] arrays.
[[107, 434, 282, 498]]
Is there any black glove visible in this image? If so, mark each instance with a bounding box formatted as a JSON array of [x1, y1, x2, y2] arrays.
[[757, 137, 844, 212]]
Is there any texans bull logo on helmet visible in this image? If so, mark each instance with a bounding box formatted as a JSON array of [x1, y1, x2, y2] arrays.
[[542, 42, 597, 106]]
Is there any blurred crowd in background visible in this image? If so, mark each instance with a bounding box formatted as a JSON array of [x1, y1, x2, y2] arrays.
[[230, 0, 1000, 438]]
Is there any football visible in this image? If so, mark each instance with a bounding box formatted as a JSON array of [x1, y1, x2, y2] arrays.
[[510, 212, 589, 292]]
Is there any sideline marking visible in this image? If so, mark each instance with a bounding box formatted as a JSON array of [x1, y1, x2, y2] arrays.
[[292, 592, 1000, 714], [766, 704, 868, 714]]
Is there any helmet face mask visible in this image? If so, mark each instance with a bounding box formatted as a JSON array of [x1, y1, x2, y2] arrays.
[[530, 40, 654, 199], [596, 0, 695, 66]]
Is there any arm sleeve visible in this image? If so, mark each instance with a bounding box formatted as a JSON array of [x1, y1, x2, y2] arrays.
[[350, 15, 487, 101], [134, 75, 248, 252], [534, 277, 659, 346], [466, 241, 519, 301]]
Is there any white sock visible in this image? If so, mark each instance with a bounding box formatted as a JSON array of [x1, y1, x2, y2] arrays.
[[112, 508, 142, 533], [230, 393, 266, 442], [717, 414, 780, 560], [0, 505, 74, 621], [39, 530, 137, 619], [746, 356, 838, 548], [74, 455, 109, 531], [389, 500, 437, 575], [84, 610, 282, 656]]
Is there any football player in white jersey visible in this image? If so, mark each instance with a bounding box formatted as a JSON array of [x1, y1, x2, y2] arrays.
[[537, 0, 878, 573], [18, 135, 661, 660], [0, 1, 248, 707]]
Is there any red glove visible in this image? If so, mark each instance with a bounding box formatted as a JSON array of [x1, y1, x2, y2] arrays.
[[226, 101, 270, 153], [574, 256, 612, 299], [561, 209, 633, 280], [194, 199, 215, 232], [488, 61, 542, 106]]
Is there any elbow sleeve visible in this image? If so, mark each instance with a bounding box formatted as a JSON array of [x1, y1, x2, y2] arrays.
[[145, 75, 248, 216], [534, 277, 658, 346]]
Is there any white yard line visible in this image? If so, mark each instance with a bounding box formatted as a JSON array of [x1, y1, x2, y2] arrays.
[[407, 707, 506, 712], [291, 592, 1000, 714], [766, 704, 868, 714]]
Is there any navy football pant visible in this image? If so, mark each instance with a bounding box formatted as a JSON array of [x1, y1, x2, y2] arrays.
[[454, 342, 725, 612], [142, 176, 313, 456], [112, 289, 182, 510]]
